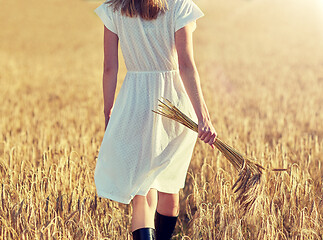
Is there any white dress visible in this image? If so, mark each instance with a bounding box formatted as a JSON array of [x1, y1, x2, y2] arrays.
[[94, 0, 204, 204]]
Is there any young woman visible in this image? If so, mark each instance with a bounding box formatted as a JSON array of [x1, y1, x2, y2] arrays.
[[93, 0, 217, 239]]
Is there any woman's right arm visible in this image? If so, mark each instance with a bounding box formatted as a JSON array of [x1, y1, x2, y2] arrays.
[[102, 26, 119, 130], [175, 22, 217, 148]]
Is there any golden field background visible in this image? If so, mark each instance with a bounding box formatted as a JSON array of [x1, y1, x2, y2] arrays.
[[0, 0, 322, 239]]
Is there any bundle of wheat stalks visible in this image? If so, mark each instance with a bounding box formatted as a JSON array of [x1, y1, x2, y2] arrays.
[[153, 98, 286, 212]]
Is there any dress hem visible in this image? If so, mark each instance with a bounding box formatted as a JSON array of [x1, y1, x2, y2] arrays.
[[96, 190, 132, 204], [96, 184, 185, 204]]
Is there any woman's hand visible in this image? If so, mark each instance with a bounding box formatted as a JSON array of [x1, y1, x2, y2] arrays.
[[198, 118, 217, 149]]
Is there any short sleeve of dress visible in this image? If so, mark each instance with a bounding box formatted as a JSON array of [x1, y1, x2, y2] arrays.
[[94, 3, 117, 35], [175, 0, 204, 32]]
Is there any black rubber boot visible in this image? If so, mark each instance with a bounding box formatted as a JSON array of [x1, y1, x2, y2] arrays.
[[132, 227, 156, 240], [155, 211, 178, 240]]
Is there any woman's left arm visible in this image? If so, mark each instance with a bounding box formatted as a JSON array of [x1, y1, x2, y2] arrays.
[[102, 26, 119, 130]]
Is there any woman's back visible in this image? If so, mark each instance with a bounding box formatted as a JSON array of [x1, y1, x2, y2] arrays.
[[94, 0, 203, 71]]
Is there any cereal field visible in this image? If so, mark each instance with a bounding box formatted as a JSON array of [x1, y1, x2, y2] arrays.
[[0, 0, 322, 239]]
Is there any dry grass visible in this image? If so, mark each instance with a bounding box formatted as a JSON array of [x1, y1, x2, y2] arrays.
[[153, 98, 268, 213], [0, 0, 322, 239]]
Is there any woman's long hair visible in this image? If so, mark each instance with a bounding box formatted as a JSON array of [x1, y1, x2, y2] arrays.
[[105, 0, 168, 20]]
